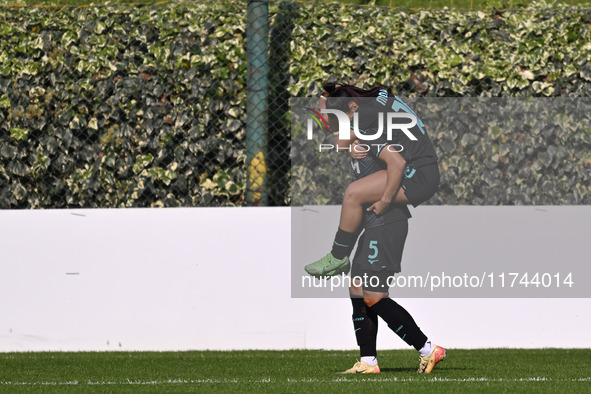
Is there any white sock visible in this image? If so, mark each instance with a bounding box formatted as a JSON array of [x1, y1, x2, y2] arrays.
[[419, 340, 434, 357], [360, 356, 378, 366]]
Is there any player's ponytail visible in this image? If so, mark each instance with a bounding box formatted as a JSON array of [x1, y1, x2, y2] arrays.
[[322, 82, 389, 114], [322, 82, 388, 98]]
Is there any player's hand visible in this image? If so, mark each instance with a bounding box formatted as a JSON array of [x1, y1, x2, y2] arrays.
[[366, 199, 390, 215], [349, 140, 367, 160]]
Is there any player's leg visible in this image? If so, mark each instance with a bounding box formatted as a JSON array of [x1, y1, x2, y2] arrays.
[[333, 162, 439, 262], [339, 284, 381, 374], [361, 219, 445, 373], [364, 291, 427, 350], [305, 162, 439, 278], [328, 171, 409, 262], [395, 164, 445, 373], [304, 172, 408, 277], [339, 238, 380, 374], [339, 170, 409, 233], [365, 293, 445, 373]]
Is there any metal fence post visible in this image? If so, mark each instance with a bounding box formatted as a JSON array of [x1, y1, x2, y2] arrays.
[[246, 0, 270, 206]]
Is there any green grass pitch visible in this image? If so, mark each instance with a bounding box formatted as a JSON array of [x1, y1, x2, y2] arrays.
[[1, 349, 590, 393]]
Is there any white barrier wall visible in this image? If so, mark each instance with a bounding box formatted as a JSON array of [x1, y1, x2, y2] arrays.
[[0, 206, 589, 352]]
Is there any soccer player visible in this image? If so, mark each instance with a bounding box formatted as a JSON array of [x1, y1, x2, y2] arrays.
[[304, 83, 445, 374]]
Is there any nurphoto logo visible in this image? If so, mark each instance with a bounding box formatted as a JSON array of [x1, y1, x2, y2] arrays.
[[308, 108, 419, 141], [305, 107, 418, 153]]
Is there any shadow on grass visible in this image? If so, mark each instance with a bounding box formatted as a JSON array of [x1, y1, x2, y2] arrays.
[[380, 366, 466, 373], [380, 367, 418, 373]]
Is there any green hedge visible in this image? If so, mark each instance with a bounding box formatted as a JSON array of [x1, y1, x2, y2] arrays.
[[291, 97, 591, 206], [0, 2, 247, 208], [1, 1, 590, 208], [288, 3, 591, 97], [286, 2, 591, 205]]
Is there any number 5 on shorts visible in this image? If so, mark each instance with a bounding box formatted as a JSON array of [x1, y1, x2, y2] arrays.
[[368, 240, 378, 259]]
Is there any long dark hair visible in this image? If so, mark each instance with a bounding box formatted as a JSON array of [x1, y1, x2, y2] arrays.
[[322, 82, 388, 123], [323, 82, 386, 99]]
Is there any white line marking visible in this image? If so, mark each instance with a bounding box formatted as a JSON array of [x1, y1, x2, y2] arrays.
[[1, 377, 590, 386]]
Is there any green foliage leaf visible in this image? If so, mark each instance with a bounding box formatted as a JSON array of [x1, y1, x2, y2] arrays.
[[0, 2, 590, 208]]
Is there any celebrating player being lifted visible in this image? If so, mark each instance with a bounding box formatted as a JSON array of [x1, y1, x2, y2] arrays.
[[304, 83, 446, 374]]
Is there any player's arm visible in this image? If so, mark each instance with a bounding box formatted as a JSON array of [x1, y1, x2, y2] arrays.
[[366, 146, 406, 215], [334, 128, 368, 159], [319, 95, 366, 159], [317, 95, 354, 152], [335, 126, 355, 151]]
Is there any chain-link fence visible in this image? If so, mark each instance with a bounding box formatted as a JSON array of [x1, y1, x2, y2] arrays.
[[1, 1, 590, 209], [0, 1, 262, 208]]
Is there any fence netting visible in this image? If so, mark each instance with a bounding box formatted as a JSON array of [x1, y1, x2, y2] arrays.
[[1, 1, 590, 208]]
